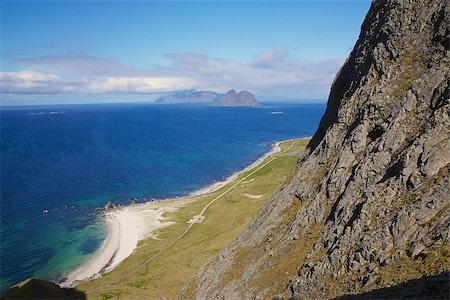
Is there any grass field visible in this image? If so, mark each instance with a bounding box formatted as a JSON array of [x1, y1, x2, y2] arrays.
[[77, 137, 310, 299]]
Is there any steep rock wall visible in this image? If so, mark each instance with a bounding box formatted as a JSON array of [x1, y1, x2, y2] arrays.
[[183, 0, 449, 299]]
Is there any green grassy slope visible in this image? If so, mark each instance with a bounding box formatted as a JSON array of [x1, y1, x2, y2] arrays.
[[77, 138, 310, 300]]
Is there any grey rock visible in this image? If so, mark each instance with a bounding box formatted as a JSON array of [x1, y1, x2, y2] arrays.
[[408, 243, 426, 259], [154, 89, 220, 103], [216, 89, 259, 107], [181, 0, 450, 299], [155, 89, 259, 106], [104, 201, 114, 211]]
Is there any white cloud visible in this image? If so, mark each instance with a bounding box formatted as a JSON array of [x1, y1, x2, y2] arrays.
[[5, 48, 344, 99], [0, 70, 78, 94], [1, 70, 61, 82], [16, 54, 148, 77], [86, 76, 197, 94], [250, 47, 289, 68], [161, 48, 343, 98]]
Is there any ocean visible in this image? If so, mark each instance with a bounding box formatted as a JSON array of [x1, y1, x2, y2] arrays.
[[0, 102, 325, 289]]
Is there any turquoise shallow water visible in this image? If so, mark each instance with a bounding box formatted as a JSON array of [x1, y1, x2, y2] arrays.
[[0, 102, 325, 289]]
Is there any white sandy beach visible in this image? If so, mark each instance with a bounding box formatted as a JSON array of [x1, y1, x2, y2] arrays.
[[60, 201, 184, 287], [60, 139, 294, 287]]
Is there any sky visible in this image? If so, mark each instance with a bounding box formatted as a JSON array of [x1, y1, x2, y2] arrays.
[[0, 0, 371, 106]]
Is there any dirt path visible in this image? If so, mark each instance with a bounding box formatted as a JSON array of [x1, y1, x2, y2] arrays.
[[86, 140, 297, 294]]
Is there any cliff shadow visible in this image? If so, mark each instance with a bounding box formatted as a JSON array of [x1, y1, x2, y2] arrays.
[[335, 271, 449, 300], [1, 278, 87, 300]]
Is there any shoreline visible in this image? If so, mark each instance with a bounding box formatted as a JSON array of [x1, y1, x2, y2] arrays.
[[60, 137, 306, 288], [188, 140, 283, 197], [60, 202, 180, 287]]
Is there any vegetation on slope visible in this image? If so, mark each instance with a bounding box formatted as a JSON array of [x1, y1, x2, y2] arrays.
[[76, 138, 310, 299]]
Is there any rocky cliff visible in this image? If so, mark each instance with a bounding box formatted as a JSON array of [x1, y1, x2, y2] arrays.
[[154, 89, 220, 104], [183, 0, 449, 298], [154, 89, 259, 106], [216, 89, 259, 106]]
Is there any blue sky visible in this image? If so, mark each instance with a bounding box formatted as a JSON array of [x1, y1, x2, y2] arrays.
[[0, 0, 371, 105]]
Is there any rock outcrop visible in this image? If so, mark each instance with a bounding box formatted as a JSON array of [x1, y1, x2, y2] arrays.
[[154, 89, 259, 106], [216, 89, 259, 106], [183, 0, 449, 298], [154, 89, 220, 104]]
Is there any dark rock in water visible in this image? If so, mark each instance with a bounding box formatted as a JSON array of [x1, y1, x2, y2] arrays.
[[104, 201, 114, 211], [183, 0, 449, 299], [1, 278, 86, 299]]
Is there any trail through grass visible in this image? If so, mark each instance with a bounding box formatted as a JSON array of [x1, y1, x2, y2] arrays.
[[77, 138, 310, 299]]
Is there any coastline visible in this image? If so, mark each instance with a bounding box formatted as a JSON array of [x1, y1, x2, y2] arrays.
[[188, 140, 283, 197], [60, 138, 304, 288], [60, 202, 181, 287]]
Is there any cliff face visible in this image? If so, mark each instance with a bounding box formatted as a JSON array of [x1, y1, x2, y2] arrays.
[[217, 89, 259, 106], [154, 89, 259, 106], [154, 90, 220, 103], [183, 0, 449, 299]]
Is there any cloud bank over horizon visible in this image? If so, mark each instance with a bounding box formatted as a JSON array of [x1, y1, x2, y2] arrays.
[[1, 0, 372, 105], [1, 48, 343, 104]]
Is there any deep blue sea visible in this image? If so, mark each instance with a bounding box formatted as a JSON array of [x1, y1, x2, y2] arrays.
[[0, 102, 325, 289]]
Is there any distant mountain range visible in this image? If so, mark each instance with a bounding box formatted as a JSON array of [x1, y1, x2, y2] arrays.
[[154, 89, 259, 106]]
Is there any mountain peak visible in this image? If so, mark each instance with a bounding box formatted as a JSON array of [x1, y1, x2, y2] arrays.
[[155, 89, 259, 106], [217, 89, 259, 106], [225, 89, 237, 95]]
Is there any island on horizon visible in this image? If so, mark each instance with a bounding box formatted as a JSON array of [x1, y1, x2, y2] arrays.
[[154, 89, 259, 106]]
